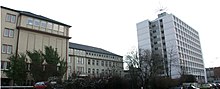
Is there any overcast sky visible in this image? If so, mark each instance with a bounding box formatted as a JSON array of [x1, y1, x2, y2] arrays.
[[1, 0, 220, 68]]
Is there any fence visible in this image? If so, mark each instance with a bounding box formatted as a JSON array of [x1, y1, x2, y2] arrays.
[[1, 86, 33, 89]]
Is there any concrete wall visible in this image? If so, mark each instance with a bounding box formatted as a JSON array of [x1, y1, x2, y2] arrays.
[[17, 29, 67, 59], [1, 8, 19, 62], [137, 20, 152, 51]]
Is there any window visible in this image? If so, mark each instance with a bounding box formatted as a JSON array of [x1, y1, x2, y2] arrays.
[[101, 69, 104, 73], [88, 68, 91, 73], [47, 22, 53, 29], [53, 24, 59, 31], [4, 28, 9, 37], [27, 18, 33, 25], [6, 14, 16, 23], [101, 61, 104, 66], [4, 28, 14, 37], [1, 61, 9, 70], [7, 45, 12, 54], [9, 29, 14, 37], [88, 59, 91, 65], [59, 26, 64, 32], [105, 70, 108, 74], [152, 25, 156, 27], [96, 69, 99, 74], [163, 42, 165, 45], [92, 60, 95, 65], [92, 69, 95, 74], [2, 44, 12, 54], [2, 45, 7, 53], [77, 57, 84, 64], [96, 60, 99, 66], [77, 67, 84, 73], [6, 14, 11, 22], [11, 15, 16, 23], [68, 57, 71, 63], [34, 19, 40, 27], [109, 61, 111, 67], [105, 61, 108, 67], [40, 21, 47, 28]]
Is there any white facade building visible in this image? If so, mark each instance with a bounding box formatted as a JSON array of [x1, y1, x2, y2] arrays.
[[68, 42, 123, 78], [137, 12, 207, 82]]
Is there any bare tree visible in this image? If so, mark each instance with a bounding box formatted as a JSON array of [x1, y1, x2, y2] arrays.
[[165, 47, 179, 78], [124, 50, 140, 89], [125, 49, 165, 89]]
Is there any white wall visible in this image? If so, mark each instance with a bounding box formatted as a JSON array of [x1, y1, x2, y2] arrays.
[[137, 20, 152, 51]]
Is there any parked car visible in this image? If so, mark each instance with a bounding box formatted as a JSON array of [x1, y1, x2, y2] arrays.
[[184, 85, 199, 89], [199, 83, 213, 89], [34, 82, 47, 89]]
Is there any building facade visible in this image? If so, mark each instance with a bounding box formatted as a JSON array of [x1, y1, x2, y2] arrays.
[[68, 42, 123, 78], [136, 12, 207, 82], [206, 67, 220, 83], [0, 6, 71, 85]]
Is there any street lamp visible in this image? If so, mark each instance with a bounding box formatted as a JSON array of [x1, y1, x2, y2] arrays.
[[57, 63, 60, 71], [26, 58, 31, 71], [42, 60, 47, 71]]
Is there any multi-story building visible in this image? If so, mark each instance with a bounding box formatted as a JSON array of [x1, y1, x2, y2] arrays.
[[68, 42, 123, 78], [206, 67, 220, 83], [0, 6, 71, 85], [136, 12, 207, 82]]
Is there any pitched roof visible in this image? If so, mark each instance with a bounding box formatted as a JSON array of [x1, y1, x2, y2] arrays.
[[1, 6, 71, 27], [69, 42, 122, 57]]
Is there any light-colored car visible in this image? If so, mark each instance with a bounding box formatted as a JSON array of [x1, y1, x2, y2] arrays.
[[34, 82, 47, 89], [200, 83, 213, 89]]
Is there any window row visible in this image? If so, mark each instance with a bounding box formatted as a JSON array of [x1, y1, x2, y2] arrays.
[[181, 60, 204, 68], [179, 52, 203, 63], [87, 68, 120, 74], [6, 13, 16, 23], [180, 66, 204, 75], [173, 16, 198, 35], [3, 28, 14, 38], [88, 59, 120, 67], [178, 47, 203, 59], [88, 68, 101, 74], [177, 40, 201, 53], [86, 52, 121, 60], [176, 34, 201, 49], [175, 28, 200, 44], [27, 18, 64, 32], [2, 44, 12, 54], [74, 49, 85, 55], [174, 22, 199, 40]]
